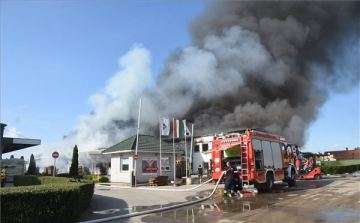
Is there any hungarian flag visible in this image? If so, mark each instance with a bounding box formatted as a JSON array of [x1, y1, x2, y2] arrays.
[[173, 119, 183, 138], [174, 119, 191, 138]]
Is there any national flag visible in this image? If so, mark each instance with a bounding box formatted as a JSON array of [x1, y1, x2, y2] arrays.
[[183, 120, 191, 137], [173, 119, 183, 138], [160, 118, 170, 136]]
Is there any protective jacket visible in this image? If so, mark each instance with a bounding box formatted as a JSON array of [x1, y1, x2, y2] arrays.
[[1, 168, 9, 180]]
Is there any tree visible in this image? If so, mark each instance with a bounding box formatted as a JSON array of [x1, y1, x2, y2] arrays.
[[27, 154, 37, 175], [70, 145, 79, 176], [10, 155, 14, 159]]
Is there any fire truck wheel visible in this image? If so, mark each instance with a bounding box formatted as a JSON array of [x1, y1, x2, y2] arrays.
[[314, 174, 321, 180], [265, 173, 274, 192], [288, 169, 297, 187]]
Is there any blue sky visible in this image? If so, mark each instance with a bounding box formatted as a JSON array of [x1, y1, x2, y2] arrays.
[[1, 1, 359, 162]]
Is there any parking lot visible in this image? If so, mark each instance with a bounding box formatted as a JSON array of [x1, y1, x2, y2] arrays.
[[79, 174, 360, 223]]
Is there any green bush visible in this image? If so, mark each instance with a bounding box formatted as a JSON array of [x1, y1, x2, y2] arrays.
[[2, 176, 94, 223], [321, 164, 360, 175], [13, 175, 41, 186], [99, 176, 109, 182], [14, 175, 71, 186], [56, 173, 70, 178], [83, 174, 93, 180]]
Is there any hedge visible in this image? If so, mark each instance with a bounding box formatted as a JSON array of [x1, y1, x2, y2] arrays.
[[321, 160, 360, 166], [321, 164, 360, 175], [99, 176, 109, 182], [1, 176, 94, 223]]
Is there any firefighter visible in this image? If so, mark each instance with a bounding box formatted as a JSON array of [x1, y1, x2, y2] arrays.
[[307, 158, 313, 172], [197, 165, 203, 183], [223, 162, 236, 197], [1, 166, 9, 187]]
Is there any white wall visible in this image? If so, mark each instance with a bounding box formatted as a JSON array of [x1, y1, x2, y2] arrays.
[[192, 135, 213, 175], [110, 151, 178, 183], [110, 153, 133, 183]]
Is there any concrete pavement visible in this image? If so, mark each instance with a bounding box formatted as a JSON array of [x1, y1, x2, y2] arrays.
[[78, 181, 221, 223]]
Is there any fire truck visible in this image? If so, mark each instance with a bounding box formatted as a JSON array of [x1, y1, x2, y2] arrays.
[[210, 129, 297, 192]]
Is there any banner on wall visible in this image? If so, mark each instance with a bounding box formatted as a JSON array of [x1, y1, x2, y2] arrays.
[[142, 157, 158, 175]]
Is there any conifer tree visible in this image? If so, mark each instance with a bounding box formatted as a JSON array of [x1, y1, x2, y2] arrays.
[[70, 145, 79, 176], [27, 154, 37, 175]]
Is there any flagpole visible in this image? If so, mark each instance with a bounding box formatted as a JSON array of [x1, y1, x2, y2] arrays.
[[159, 116, 162, 176], [184, 120, 188, 178], [190, 124, 194, 176], [134, 98, 142, 188], [173, 118, 176, 184]]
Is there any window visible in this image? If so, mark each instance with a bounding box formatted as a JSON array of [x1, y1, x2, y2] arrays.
[[121, 157, 129, 171], [202, 144, 208, 152], [161, 157, 171, 171], [194, 145, 200, 152]]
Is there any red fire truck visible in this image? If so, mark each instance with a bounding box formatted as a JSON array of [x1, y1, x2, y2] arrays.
[[210, 129, 297, 192]]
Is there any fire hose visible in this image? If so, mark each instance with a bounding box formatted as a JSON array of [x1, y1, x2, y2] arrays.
[[97, 177, 214, 192], [78, 172, 225, 223]]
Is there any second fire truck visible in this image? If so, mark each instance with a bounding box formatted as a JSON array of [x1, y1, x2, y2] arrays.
[[210, 129, 297, 192]]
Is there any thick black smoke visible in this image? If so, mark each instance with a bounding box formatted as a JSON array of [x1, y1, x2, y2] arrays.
[[147, 1, 359, 146]]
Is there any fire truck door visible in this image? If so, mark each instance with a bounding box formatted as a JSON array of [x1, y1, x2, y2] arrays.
[[212, 150, 223, 179]]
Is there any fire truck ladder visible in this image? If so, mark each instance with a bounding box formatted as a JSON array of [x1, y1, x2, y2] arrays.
[[240, 141, 250, 187]]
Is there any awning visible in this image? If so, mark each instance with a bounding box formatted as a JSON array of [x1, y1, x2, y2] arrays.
[[2, 137, 41, 154]]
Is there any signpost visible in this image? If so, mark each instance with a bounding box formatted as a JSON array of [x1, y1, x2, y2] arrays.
[[52, 151, 59, 176], [134, 154, 138, 160]]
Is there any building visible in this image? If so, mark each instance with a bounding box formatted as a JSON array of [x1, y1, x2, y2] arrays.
[[191, 134, 214, 175], [1, 123, 41, 182], [324, 148, 360, 161], [102, 134, 182, 184], [1, 123, 41, 160]]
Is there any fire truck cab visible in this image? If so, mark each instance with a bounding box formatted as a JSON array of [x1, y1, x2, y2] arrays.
[[210, 129, 297, 192]]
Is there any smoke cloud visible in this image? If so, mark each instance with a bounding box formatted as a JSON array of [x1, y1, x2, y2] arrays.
[[22, 1, 359, 166]]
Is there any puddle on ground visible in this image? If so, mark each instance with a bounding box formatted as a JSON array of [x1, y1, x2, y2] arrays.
[[320, 211, 360, 220], [132, 188, 292, 222], [92, 208, 131, 214]]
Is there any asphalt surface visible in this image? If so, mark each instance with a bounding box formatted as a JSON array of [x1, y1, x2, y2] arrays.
[[78, 173, 360, 223]]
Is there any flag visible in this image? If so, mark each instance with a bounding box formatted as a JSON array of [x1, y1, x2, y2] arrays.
[[160, 118, 170, 136], [173, 119, 183, 138], [183, 120, 191, 137]]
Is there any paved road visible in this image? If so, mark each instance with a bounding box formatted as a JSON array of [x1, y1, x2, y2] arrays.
[[78, 174, 360, 223]]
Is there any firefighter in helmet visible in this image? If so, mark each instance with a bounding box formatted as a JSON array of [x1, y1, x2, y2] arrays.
[[1, 166, 9, 187], [223, 162, 236, 197]]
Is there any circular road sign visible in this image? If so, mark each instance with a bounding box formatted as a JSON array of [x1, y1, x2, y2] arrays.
[[52, 151, 59, 159], [134, 154, 138, 160]]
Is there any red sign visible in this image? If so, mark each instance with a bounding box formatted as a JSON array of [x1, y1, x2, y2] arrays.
[[134, 154, 138, 160], [52, 151, 59, 159], [143, 166, 158, 172]]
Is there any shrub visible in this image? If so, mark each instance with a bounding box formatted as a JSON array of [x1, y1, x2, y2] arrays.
[[2, 176, 94, 223], [321, 164, 360, 175], [99, 176, 109, 182], [56, 173, 70, 178], [83, 174, 93, 180]]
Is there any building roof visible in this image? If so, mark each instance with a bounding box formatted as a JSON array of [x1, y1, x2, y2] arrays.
[[102, 134, 182, 154], [2, 137, 41, 154]]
